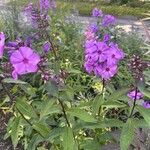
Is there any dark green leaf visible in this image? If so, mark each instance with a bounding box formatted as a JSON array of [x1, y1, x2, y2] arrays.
[[62, 127, 75, 150], [19, 84, 36, 97], [102, 101, 126, 108], [136, 106, 150, 126], [33, 123, 51, 137], [47, 127, 64, 141], [67, 108, 97, 123], [11, 117, 21, 148], [27, 134, 44, 150], [120, 118, 135, 150], [92, 95, 104, 115], [107, 88, 129, 101], [74, 119, 123, 130], [2, 78, 27, 84], [40, 100, 61, 119], [45, 80, 58, 97], [15, 99, 38, 119]]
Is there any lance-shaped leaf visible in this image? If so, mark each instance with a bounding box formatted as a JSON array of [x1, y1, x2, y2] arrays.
[[11, 117, 21, 148], [67, 108, 97, 123], [120, 118, 135, 150], [136, 106, 150, 126], [62, 127, 75, 150], [15, 99, 38, 119]]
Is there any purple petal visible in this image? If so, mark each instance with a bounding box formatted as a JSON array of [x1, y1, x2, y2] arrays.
[[19, 46, 33, 58], [26, 64, 38, 72], [13, 62, 26, 75], [10, 50, 24, 63], [28, 53, 40, 65]]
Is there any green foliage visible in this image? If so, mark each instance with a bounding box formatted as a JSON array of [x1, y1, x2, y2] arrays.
[[57, 1, 149, 17], [62, 127, 75, 150], [120, 118, 135, 150], [0, 1, 150, 149]]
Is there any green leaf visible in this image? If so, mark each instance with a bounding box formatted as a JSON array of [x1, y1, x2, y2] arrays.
[[138, 86, 150, 99], [27, 134, 44, 150], [132, 119, 150, 128], [59, 86, 74, 101], [67, 68, 82, 74], [45, 80, 58, 97], [19, 84, 36, 97], [15, 99, 38, 119], [74, 119, 123, 130], [62, 127, 75, 150], [2, 78, 27, 84], [136, 106, 150, 126], [92, 95, 104, 115], [67, 108, 97, 123], [40, 100, 61, 119], [107, 88, 129, 101], [47, 127, 64, 141], [81, 139, 100, 150], [102, 101, 126, 108], [11, 117, 21, 148], [33, 123, 51, 137], [120, 118, 135, 150]]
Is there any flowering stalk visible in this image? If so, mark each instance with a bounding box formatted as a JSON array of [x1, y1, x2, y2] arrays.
[[129, 87, 138, 118], [58, 99, 70, 127]]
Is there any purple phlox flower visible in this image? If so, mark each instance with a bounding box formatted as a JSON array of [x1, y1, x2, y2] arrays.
[[142, 100, 150, 109], [92, 8, 103, 17], [102, 15, 116, 27], [98, 63, 118, 80], [84, 29, 96, 40], [24, 2, 33, 14], [103, 33, 110, 43], [96, 41, 109, 63], [89, 23, 99, 33], [127, 90, 144, 100], [7, 37, 25, 55], [40, 0, 50, 12], [7, 41, 18, 48], [106, 43, 125, 65], [0, 32, 5, 58], [10, 46, 40, 79], [84, 61, 95, 74], [43, 41, 51, 53], [84, 40, 97, 54], [85, 41, 108, 64], [40, 0, 56, 12], [25, 36, 32, 47], [24, 3, 39, 28]]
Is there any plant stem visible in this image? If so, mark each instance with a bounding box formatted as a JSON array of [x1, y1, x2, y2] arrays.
[[129, 87, 138, 118], [102, 79, 105, 96], [58, 99, 70, 127], [98, 79, 105, 116], [1, 82, 14, 105]]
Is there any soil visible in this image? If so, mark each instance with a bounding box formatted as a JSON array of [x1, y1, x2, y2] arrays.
[[0, 110, 14, 150]]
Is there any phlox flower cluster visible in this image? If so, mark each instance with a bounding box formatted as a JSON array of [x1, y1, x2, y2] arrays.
[[128, 90, 150, 109], [84, 8, 124, 80], [24, 0, 56, 28], [0, 32, 5, 58], [0, 32, 41, 80]]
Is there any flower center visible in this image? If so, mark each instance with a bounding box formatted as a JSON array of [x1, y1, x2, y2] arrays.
[[112, 54, 115, 58], [23, 58, 29, 64], [98, 50, 102, 54], [106, 67, 110, 71]]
